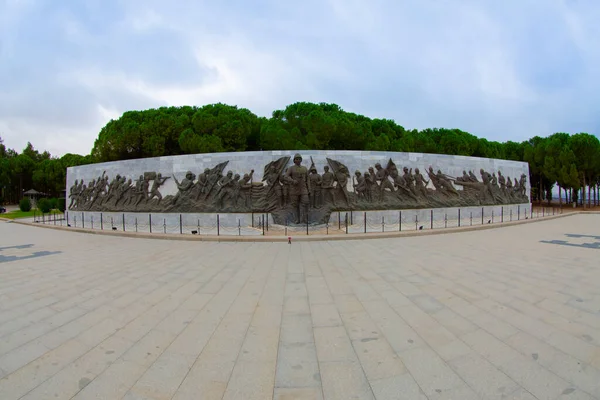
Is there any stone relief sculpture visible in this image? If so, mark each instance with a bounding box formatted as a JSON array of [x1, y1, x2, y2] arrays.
[[69, 154, 529, 225]]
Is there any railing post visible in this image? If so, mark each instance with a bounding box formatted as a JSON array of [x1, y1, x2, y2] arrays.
[[338, 212, 341, 230], [163, 218, 166, 234], [91, 215, 94, 229], [179, 214, 183, 234], [262, 214, 265, 236], [501, 207, 504, 222], [82, 212, 84, 228], [66, 211, 69, 226], [399, 211, 402, 231], [382, 216, 384, 232], [217, 214, 220, 236], [238, 219, 241, 236], [458, 209, 461, 227], [100, 212, 103, 230], [470, 211, 472, 226], [251, 212, 254, 227], [149, 214, 152, 233], [518, 205, 520, 220], [122, 213, 125, 231], [346, 213, 349, 234], [135, 217, 138, 232], [444, 213, 447, 228], [415, 214, 418, 230], [492, 210, 494, 224], [481, 207, 484, 225], [306, 213, 309, 236], [364, 212, 367, 233], [430, 210, 433, 229], [111, 217, 114, 230], [350, 211, 353, 225]]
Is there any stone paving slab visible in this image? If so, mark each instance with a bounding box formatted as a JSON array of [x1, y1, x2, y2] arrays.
[[0, 214, 599, 399]]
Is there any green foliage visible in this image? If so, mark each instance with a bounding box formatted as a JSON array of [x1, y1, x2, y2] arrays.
[[57, 198, 66, 212], [37, 198, 52, 213], [48, 197, 58, 210], [19, 197, 31, 212], [2, 102, 600, 207]]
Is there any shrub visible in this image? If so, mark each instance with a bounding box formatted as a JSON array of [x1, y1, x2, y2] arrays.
[[57, 198, 66, 212], [48, 197, 58, 210], [19, 197, 32, 212], [37, 198, 52, 213]]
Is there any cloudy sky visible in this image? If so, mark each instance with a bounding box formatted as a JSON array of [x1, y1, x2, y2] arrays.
[[1, 0, 599, 157]]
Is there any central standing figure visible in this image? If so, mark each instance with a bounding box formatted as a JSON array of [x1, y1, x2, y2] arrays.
[[285, 154, 311, 224]]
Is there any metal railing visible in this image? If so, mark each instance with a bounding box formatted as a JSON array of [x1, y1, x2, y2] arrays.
[[50, 206, 563, 237]]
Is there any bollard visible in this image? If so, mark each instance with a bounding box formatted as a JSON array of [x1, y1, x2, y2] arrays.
[[217, 214, 220, 236], [149, 214, 152, 233], [458, 209, 461, 227], [338, 212, 341, 230], [238, 219, 241, 236], [251, 212, 254, 227], [430, 210, 433, 229], [350, 211, 353, 225], [100, 212, 103, 230], [364, 212, 367, 233], [501, 207, 504, 223], [163, 218, 166, 234], [481, 207, 484, 225], [382, 216, 385, 233], [262, 214, 265, 236], [123, 213, 125, 231], [266, 214, 269, 231]]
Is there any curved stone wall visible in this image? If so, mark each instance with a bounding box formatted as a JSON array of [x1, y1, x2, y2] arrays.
[[66, 150, 530, 225]]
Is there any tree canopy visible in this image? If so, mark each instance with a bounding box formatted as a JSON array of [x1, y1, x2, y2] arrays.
[[1, 102, 599, 205]]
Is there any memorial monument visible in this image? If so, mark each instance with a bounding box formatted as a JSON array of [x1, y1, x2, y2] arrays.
[[67, 150, 530, 225]]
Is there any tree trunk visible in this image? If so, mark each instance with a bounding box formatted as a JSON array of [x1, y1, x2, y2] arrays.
[[588, 179, 591, 208], [558, 185, 562, 207]]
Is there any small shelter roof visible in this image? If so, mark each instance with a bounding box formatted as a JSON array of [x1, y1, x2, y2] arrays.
[[23, 189, 46, 196]]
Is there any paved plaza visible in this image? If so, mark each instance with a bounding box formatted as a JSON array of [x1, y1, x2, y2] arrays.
[[0, 214, 599, 400]]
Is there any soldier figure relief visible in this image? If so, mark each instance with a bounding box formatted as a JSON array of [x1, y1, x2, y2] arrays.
[[69, 153, 529, 225]]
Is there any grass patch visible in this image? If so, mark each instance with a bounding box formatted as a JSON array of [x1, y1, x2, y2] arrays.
[[1, 209, 64, 220]]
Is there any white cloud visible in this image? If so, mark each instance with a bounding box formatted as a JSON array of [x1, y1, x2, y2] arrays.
[[0, 0, 598, 156]]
